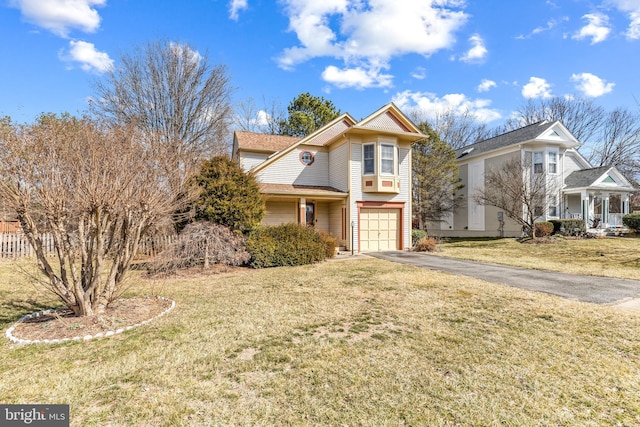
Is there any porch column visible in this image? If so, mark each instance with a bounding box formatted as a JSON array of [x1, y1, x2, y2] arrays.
[[299, 198, 306, 226], [623, 194, 630, 215], [581, 191, 589, 225], [602, 193, 609, 225]]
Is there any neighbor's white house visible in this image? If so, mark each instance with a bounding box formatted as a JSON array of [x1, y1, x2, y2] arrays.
[[232, 103, 424, 252], [434, 120, 636, 238]]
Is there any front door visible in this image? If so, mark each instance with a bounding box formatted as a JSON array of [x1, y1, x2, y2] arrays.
[[306, 202, 315, 227]]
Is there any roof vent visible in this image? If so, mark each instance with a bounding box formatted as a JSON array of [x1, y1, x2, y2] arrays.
[[458, 147, 474, 158]]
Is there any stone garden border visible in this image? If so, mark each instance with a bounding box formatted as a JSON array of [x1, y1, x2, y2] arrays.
[[5, 296, 176, 345]]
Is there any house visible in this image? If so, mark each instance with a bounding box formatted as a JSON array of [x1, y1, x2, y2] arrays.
[[433, 120, 636, 237], [232, 103, 425, 252]]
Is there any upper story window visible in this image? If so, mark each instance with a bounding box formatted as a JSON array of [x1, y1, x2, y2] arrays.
[[533, 152, 544, 174], [548, 152, 557, 174], [300, 150, 315, 166], [363, 144, 375, 175], [381, 144, 395, 175]]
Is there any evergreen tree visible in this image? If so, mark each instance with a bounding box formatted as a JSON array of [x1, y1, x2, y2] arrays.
[[278, 93, 341, 137], [188, 156, 265, 233], [412, 122, 463, 229]]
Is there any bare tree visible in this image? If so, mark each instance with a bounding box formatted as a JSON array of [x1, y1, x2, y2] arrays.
[[592, 107, 640, 178], [503, 97, 606, 143], [93, 40, 233, 177], [474, 157, 560, 238], [409, 108, 492, 149], [234, 96, 285, 134], [0, 114, 191, 316]]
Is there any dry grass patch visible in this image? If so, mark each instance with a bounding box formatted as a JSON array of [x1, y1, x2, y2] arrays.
[[437, 237, 640, 280], [0, 258, 639, 425]]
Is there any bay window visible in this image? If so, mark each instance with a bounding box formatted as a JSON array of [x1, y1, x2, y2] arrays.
[[381, 144, 395, 175]]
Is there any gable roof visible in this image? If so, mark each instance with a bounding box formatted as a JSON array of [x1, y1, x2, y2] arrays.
[[456, 120, 579, 160], [251, 103, 424, 173], [234, 131, 301, 153], [564, 165, 635, 190]]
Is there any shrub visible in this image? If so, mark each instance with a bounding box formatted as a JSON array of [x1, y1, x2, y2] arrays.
[[534, 222, 554, 237], [549, 219, 586, 235], [413, 236, 437, 252], [246, 223, 328, 268], [317, 230, 338, 258], [412, 229, 427, 246], [623, 213, 640, 231], [149, 222, 250, 274]]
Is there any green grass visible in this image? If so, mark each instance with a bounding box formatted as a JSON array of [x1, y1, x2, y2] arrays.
[[1, 258, 640, 426], [436, 236, 640, 280]]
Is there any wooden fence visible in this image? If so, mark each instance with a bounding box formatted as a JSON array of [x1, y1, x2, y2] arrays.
[[0, 233, 176, 259]]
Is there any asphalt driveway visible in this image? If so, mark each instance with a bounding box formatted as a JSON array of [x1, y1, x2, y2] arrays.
[[369, 251, 640, 305]]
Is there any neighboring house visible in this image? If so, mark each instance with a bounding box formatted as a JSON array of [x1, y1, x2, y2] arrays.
[[232, 103, 424, 252], [433, 120, 635, 237]]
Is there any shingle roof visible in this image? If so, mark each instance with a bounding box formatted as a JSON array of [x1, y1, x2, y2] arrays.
[[259, 183, 347, 196], [456, 121, 556, 159], [235, 131, 301, 152], [564, 166, 611, 189]]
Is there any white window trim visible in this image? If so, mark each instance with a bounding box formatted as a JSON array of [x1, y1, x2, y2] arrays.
[[380, 143, 396, 176], [362, 143, 375, 175], [548, 151, 558, 175]]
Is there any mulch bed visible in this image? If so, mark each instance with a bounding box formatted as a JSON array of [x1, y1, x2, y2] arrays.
[[10, 297, 172, 342]]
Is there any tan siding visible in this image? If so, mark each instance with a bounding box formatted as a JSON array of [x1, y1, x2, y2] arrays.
[[263, 201, 297, 226], [329, 142, 349, 192], [239, 152, 269, 171], [329, 202, 345, 245], [257, 147, 329, 186]]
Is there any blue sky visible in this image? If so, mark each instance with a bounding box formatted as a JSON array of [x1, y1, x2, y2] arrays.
[[2, 0, 640, 128]]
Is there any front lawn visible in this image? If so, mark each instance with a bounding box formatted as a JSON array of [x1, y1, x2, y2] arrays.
[[437, 236, 640, 280], [1, 258, 639, 426]]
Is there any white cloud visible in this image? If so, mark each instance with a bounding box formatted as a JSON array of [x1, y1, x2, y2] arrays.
[[477, 79, 497, 92], [10, 0, 105, 37], [391, 90, 502, 123], [460, 34, 487, 62], [411, 67, 427, 80], [570, 72, 615, 97], [62, 40, 113, 73], [277, 0, 468, 89], [321, 65, 393, 89], [610, 0, 640, 39], [522, 77, 553, 99], [229, 0, 248, 20], [572, 13, 611, 44]]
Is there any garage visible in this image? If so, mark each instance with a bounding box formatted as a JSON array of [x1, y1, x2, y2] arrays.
[[359, 208, 400, 251]]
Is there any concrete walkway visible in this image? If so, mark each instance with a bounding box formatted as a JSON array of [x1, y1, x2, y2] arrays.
[[369, 251, 640, 309]]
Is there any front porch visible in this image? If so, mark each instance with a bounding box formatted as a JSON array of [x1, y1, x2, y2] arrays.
[[563, 192, 631, 229]]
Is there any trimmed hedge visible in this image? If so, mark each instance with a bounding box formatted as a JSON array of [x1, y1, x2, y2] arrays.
[[623, 213, 640, 231], [245, 223, 334, 268], [549, 219, 586, 235]]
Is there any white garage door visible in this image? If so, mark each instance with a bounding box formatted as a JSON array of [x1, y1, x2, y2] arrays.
[[360, 208, 400, 252]]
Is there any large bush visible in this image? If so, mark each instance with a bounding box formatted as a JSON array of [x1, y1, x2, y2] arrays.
[[623, 213, 640, 231], [185, 156, 264, 233], [549, 219, 586, 235], [246, 224, 332, 268]]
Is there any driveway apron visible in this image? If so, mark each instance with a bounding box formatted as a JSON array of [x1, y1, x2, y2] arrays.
[[369, 251, 640, 305]]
